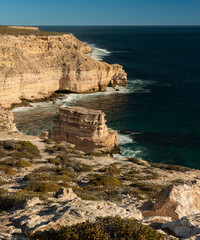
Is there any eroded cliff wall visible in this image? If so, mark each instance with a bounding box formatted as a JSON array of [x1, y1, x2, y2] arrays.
[[0, 34, 127, 109]]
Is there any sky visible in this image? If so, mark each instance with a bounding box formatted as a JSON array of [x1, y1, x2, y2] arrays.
[[0, 0, 200, 26]]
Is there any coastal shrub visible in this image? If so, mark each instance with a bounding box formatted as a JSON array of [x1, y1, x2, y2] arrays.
[[130, 182, 164, 198], [73, 187, 99, 201], [150, 162, 191, 172], [128, 157, 146, 165], [16, 159, 32, 168], [3, 140, 18, 150], [88, 175, 121, 187], [0, 190, 46, 212], [121, 186, 145, 200], [30, 216, 165, 240], [73, 162, 92, 172], [121, 167, 141, 181], [24, 166, 75, 185], [0, 157, 15, 166], [26, 181, 60, 193], [12, 141, 40, 160], [0, 165, 17, 175], [99, 165, 121, 176], [0, 147, 7, 159], [43, 138, 52, 144]]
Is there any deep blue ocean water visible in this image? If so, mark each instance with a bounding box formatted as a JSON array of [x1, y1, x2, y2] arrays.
[[15, 26, 200, 169]]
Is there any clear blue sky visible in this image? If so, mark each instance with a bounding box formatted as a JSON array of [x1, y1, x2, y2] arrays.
[[0, 0, 200, 26]]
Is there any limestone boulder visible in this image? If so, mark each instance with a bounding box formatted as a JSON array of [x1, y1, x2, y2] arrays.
[[55, 188, 78, 201], [23, 197, 42, 208], [142, 182, 200, 220], [162, 214, 200, 238]]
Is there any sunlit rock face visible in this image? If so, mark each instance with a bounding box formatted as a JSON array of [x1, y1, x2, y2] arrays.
[[49, 106, 119, 154], [0, 34, 127, 109]]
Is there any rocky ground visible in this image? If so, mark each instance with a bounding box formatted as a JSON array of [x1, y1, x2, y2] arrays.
[[0, 131, 200, 239]]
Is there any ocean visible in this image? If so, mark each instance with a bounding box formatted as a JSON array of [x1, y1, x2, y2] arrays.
[[13, 26, 200, 169]]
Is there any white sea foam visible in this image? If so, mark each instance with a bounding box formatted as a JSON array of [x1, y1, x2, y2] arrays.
[[118, 133, 134, 145], [11, 106, 33, 113], [61, 78, 157, 107], [86, 43, 111, 61]]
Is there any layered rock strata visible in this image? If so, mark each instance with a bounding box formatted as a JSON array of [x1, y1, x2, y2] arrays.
[[0, 108, 17, 133], [0, 33, 127, 109], [49, 106, 119, 154]]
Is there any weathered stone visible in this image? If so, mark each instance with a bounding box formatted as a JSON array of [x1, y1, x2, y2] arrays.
[[142, 182, 200, 220], [49, 106, 119, 154], [0, 108, 17, 133], [55, 188, 77, 201], [40, 131, 49, 140], [0, 189, 142, 237], [23, 197, 42, 208], [162, 214, 200, 238]]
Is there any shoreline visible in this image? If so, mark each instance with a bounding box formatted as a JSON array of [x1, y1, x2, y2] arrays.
[[0, 26, 200, 240]]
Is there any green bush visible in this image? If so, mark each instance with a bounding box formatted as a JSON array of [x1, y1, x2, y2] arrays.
[[16, 159, 32, 167], [0, 190, 45, 211], [88, 176, 121, 187], [0, 165, 17, 175], [26, 181, 60, 193], [150, 162, 191, 172], [13, 141, 40, 160], [99, 165, 121, 176], [31, 216, 165, 240]]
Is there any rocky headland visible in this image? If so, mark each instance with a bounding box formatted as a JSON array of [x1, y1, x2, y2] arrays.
[[0, 26, 200, 239], [0, 26, 126, 109]]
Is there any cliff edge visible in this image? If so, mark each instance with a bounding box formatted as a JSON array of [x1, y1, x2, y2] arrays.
[[0, 31, 127, 109]]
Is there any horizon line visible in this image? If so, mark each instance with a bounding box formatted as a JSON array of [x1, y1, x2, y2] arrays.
[[2, 24, 200, 27]]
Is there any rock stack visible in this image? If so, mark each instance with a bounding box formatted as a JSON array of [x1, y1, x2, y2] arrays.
[[49, 106, 119, 154], [0, 108, 17, 133]]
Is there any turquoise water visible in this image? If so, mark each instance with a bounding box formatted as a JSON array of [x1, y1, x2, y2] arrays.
[[15, 26, 200, 169]]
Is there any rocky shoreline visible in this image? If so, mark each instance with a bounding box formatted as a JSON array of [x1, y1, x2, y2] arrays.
[[0, 26, 200, 239]]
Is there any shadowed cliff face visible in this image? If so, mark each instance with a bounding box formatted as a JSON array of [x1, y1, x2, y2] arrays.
[[0, 34, 127, 109]]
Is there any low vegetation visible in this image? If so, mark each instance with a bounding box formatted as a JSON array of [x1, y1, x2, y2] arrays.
[[0, 25, 68, 36], [30, 216, 165, 240], [0, 190, 46, 212]]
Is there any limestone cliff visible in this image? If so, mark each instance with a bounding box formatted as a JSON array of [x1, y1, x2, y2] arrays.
[[0, 33, 127, 109], [49, 106, 119, 154]]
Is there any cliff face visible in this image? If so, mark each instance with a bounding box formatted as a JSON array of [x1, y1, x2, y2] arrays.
[[0, 34, 127, 109], [49, 106, 119, 154]]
